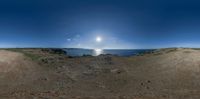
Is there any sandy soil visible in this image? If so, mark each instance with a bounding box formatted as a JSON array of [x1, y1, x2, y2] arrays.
[[0, 48, 200, 99]]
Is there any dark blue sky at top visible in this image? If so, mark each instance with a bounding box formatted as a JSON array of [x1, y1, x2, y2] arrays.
[[0, 0, 200, 48]]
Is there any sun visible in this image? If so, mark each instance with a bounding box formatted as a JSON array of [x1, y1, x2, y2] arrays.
[[96, 36, 102, 42]]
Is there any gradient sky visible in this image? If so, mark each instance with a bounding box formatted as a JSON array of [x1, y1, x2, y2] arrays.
[[0, 0, 200, 49]]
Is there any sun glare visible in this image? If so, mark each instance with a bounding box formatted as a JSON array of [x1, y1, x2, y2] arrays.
[[96, 36, 102, 42]]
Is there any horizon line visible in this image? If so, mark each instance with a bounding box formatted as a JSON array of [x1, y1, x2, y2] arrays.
[[0, 47, 198, 50]]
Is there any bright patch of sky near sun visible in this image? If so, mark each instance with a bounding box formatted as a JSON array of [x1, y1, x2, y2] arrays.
[[64, 30, 135, 49]]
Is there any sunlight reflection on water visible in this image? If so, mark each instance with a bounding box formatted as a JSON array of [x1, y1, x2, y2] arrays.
[[93, 49, 103, 56]]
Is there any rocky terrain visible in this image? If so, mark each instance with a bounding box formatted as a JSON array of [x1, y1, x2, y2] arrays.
[[0, 48, 200, 99]]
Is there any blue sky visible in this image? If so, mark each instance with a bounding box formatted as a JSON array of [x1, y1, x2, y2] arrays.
[[0, 0, 200, 49]]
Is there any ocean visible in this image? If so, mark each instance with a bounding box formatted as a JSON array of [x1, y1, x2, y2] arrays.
[[63, 48, 155, 57]]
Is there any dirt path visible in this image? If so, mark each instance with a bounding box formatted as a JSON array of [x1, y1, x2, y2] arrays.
[[0, 50, 42, 97], [0, 50, 29, 72], [0, 50, 39, 73]]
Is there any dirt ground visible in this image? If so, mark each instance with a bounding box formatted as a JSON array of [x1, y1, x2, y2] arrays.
[[0, 48, 200, 99]]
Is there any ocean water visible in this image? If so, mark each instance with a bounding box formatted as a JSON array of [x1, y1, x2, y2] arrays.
[[63, 48, 155, 57]]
